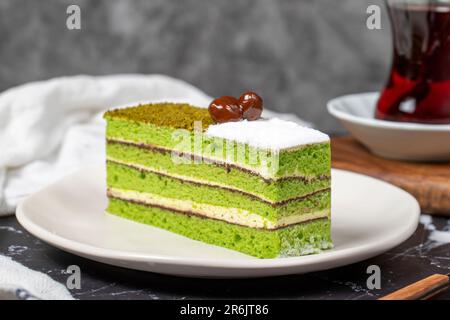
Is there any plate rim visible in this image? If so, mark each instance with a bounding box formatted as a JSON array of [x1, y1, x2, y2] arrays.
[[16, 167, 420, 272], [327, 92, 450, 132]]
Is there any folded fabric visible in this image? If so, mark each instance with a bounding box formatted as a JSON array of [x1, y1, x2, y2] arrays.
[[0, 255, 73, 300], [0, 74, 309, 216]]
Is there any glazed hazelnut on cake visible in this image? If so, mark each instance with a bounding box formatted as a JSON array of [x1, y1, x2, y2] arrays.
[[103, 92, 332, 258]]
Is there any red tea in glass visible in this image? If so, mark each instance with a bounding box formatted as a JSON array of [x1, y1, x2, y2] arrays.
[[376, 0, 450, 124]]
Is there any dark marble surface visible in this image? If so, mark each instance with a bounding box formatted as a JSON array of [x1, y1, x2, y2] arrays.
[[0, 0, 391, 133], [1, 213, 449, 300]]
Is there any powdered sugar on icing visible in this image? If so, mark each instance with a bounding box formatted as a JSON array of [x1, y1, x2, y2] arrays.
[[205, 118, 329, 150]]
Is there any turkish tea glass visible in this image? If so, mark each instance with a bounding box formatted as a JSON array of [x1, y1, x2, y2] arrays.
[[376, 0, 450, 124]]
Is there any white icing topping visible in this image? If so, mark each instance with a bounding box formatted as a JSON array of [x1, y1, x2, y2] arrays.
[[205, 118, 329, 150]]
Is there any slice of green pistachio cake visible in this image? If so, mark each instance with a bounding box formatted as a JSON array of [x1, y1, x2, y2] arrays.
[[104, 99, 332, 259]]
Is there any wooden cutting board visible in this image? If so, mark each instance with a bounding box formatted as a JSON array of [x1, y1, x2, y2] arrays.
[[331, 136, 450, 216]]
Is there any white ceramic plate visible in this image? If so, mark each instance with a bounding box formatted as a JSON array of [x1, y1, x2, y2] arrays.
[[327, 92, 450, 161], [16, 166, 420, 278]]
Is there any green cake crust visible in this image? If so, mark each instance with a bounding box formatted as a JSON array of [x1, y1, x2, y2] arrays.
[[104, 103, 214, 130], [107, 198, 332, 258]]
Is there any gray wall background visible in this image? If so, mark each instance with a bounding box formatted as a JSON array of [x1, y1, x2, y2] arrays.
[[0, 0, 391, 133]]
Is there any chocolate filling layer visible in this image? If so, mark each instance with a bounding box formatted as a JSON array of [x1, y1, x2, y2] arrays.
[[107, 159, 331, 206], [106, 139, 330, 183], [107, 192, 328, 230]]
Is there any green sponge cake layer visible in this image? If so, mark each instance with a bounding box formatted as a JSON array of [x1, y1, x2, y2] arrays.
[[106, 141, 330, 202], [105, 118, 331, 179], [107, 198, 332, 258], [108, 187, 330, 229], [107, 161, 331, 221]]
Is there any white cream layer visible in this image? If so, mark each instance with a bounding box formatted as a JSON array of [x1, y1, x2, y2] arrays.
[[206, 118, 330, 151], [108, 187, 330, 229]]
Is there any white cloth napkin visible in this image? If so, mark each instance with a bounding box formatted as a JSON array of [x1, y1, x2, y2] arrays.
[[0, 74, 309, 216], [0, 255, 73, 300]]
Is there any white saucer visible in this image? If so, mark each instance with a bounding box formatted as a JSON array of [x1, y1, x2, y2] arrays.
[[16, 166, 420, 278], [327, 92, 450, 161]]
